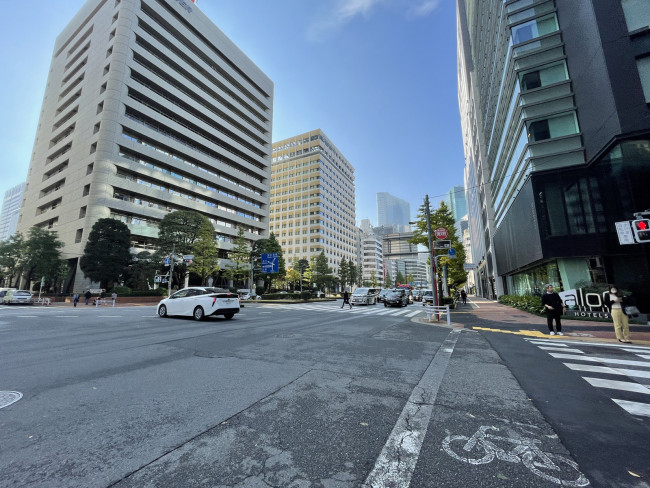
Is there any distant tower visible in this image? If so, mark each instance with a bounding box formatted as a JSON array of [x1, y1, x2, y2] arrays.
[[376, 192, 410, 232], [0, 183, 25, 241]]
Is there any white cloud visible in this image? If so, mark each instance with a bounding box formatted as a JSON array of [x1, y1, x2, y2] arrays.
[[407, 0, 441, 18]]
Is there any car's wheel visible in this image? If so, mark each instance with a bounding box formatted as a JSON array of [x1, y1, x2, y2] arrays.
[[224, 313, 234, 320], [193, 306, 205, 321], [384, 302, 388, 307], [158, 305, 167, 317]]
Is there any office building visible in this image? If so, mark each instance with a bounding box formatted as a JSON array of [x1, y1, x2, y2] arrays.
[[16, 0, 272, 292], [382, 231, 427, 287], [377, 192, 411, 233], [458, 0, 650, 307], [361, 229, 383, 286], [444, 185, 468, 223], [0, 183, 26, 241], [270, 129, 356, 276]]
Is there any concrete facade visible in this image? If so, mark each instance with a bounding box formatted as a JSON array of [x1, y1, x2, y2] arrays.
[[17, 0, 272, 292]]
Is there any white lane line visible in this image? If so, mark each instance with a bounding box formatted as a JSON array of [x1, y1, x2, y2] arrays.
[[97, 315, 122, 318], [54, 315, 79, 318], [539, 347, 584, 353], [638, 355, 650, 360], [16, 315, 38, 318], [583, 377, 650, 394], [549, 353, 650, 368], [565, 363, 650, 379], [363, 329, 462, 488], [406, 310, 421, 317], [468, 299, 479, 309], [529, 340, 569, 346], [530, 339, 650, 352], [613, 399, 650, 417]]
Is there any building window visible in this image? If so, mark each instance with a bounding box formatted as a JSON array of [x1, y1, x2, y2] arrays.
[[96, 102, 103, 114], [75, 229, 83, 243], [519, 61, 568, 91], [90, 142, 97, 154], [86, 163, 94, 175], [511, 14, 559, 45], [621, 0, 650, 33], [637, 56, 650, 103], [527, 113, 579, 142], [83, 184, 90, 197], [79, 206, 87, 218]]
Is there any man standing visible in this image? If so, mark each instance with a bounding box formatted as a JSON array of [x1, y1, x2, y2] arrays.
[[341, 290, 351, 309], [541, 284, 566, 335], [460, 289, 467, 305], [111, 292, 117, 307], [84, 290, 91, 305], [73, 293, 79, 307]]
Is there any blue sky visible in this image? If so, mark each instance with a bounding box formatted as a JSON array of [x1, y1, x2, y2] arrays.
[[0, 0, 464, 226]]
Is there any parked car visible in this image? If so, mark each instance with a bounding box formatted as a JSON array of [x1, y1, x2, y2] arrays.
[[412, 290, 422, 302], [350, 287, 377, 306], [3, 289, 33, 305], [157, 287, 240, 320], [377, 289, 391, 303], [421, 290, 435, 305], [384, 289, 409, 307]]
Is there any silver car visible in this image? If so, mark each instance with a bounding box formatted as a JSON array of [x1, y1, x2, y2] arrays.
[[350, 287, 377, 306], [3, 290, 34, 305]]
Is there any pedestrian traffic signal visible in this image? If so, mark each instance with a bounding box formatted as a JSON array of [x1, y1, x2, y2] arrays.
[[632, 219, 650, 242]]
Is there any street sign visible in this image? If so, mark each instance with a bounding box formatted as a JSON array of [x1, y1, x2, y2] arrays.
[[434, 227, 448, 239], [164, 258, 170, 266], [183, 254, 194, 263], [448, 248, 456, 258], [615, 221, 636, 245], [261, 252, 279, 273], [463, 263, 478, 270], [433, 240, 451, 249]]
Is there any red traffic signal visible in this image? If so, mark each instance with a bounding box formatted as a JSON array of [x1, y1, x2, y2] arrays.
[[632, 219, 650, 242]]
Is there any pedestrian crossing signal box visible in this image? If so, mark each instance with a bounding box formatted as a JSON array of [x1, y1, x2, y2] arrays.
[[632, 219, 650, 242]]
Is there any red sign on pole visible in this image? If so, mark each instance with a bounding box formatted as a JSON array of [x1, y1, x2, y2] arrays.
[[434, 227, 448, 239]]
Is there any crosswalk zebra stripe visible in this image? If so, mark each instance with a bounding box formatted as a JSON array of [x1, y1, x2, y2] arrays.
[[539, 346, 584, 353], [527, 338, 650, 352], [565, 363, 650, 379], [583, 377, 650, 394], [548, 353, 650, 368], [406, 310, 422, 317], [529, 341, 569, 346], [638, 355, 650, 360], [613, 399, 650, 417]]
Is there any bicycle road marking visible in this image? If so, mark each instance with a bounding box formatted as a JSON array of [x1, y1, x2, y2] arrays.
[[362, 329, 461, 488]]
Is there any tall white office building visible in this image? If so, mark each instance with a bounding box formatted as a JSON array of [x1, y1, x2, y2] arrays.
[[0, 183, 26, 241], [17, 0, 273, 292], [376, 192, 410, 233]]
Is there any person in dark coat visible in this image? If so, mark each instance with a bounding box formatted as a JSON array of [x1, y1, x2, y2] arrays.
[[341, 290, 351, 309], [541, 284, 566, 335], [460, 290, 467, 305], [84, 290, 92, 305]]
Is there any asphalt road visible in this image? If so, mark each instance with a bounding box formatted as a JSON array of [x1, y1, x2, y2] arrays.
[[0, 300, 647, 487]]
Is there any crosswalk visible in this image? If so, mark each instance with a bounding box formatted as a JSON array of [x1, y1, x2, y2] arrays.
[[263, 302, 424, 318], [527, 338, 650, 418]]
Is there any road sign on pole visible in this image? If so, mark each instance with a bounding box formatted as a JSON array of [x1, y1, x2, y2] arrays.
[[448, 248, 456, 258], [615, 221, 636, 245], [261, 253, 279, 274], [434, 227, 448, 239], [433, 240, 451, 250]]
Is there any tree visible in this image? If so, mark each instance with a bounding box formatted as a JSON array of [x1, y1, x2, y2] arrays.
[[80, 218, 132, 289], [396, 271, 405, 286], [156, 210, 209, 289], [285, 267, 301, 291], [312, 251, 332, 291], [189, 220, 220, 285], [370, 270, 378, 287], [384, 272, 392, 288], [250, 233, 285, 292], [0, 233, 27, 287], [125, 251, 158, 290], [338, 257, 349, 291], [224, 227, 251, 288], [347, 260, 358, 289], [24, 227, 65, 291], [409, 200, 467, 292]]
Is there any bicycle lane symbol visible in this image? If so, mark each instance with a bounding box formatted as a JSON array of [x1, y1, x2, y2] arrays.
[[442, 425, 590, 486]]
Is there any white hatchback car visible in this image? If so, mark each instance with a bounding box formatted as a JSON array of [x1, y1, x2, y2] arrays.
[[157, 287, 240, 321]]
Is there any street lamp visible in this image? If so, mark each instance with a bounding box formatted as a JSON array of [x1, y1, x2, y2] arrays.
[[410, 194, 439, 316]]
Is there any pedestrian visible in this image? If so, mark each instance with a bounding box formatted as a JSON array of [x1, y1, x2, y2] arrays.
[[111, 292, 117, 307], [73, 293, 79, 307], [460, 289, 467, 305], [84, 290, 91, 305], [604, 286, 632, 343], [541, 284, 566, 336], [341, 290, 351, 309]]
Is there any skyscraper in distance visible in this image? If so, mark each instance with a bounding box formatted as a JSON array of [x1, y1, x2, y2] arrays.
[[376, 192, 410, 233], [16, 0, 273, 292], [0, 183, 25, 242]]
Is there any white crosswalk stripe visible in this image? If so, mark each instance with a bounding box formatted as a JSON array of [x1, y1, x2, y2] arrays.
[[527, 338, 650, 418], [262, 303, 424, 318]]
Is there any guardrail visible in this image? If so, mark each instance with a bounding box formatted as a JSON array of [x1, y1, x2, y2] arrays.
[[424, 304, 451, 326], [33, 297, 52, 306]]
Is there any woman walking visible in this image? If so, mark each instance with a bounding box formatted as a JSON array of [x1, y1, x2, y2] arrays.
[[541, 284, 566, 335]]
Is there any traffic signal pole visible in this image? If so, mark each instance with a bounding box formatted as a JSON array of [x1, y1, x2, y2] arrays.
[[424, 195, 439, 319]]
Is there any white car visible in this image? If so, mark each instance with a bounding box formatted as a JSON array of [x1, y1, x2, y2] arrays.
[[157, 287, 240, 321], [350, 287, 377, 306], [3, 290, 33, 305]]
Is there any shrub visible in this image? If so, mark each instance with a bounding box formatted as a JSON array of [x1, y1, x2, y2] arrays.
[[498, 294, 543, 315], [301, 291, 311, 300], [261, 293, 301, 300]]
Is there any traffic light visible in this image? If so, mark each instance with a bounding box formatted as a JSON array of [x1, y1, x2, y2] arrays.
[[632, 219, 650, 242]]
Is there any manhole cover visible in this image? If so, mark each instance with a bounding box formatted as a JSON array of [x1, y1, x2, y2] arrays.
[[0, 391, 22, 409]]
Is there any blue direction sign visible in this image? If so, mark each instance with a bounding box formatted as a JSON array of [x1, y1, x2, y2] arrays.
[[448, 248, 457, 256], [261, 252, 279, 273]]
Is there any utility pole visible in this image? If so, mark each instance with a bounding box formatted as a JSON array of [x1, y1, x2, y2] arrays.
[[424, 195, 439, 316], [168, 243, 175, 298]]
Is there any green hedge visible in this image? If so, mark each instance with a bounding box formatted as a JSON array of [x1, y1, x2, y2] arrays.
[[498, 294, 544, 315], [108, 287, 167, 297], [262, 293, 302, 300]]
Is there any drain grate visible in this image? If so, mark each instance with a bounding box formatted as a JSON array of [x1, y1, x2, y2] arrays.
[[0, 391, 22, 409]]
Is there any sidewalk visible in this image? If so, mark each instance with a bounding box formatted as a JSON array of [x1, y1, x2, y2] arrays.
[[455, 296, 650, 345]]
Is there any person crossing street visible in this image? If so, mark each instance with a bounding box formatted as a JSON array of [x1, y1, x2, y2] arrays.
[[341, 290, 352, 309]]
